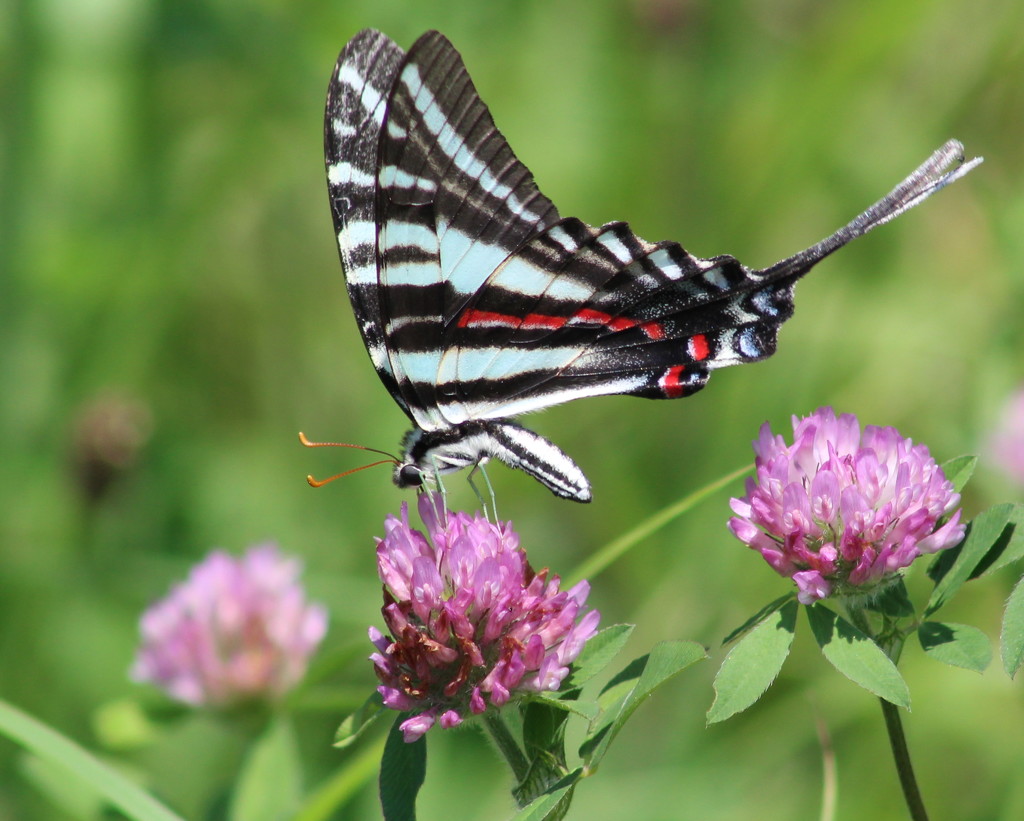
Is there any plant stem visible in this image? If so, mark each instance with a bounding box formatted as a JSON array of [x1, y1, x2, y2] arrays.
[[567, 464, 750, 585], [813, 709, 837, 821], [482, 711, 529, 783], [844, 602, 930, 821], [879, 698, 930, 821]]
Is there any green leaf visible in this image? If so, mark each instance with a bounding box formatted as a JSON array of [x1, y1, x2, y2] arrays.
[[976, 504, 1024, 577], [940, 454, 977, 493], [514, 702, 571, 810], [927, 504, 1013, 616], [529, 693, 601, 723], [335, 691, 387, 749], [707, 599, 798, 724], [0, 698, 185, 821], [918, 621, 991, 672], [510, 773, 582, 821], [865, 579, 915, 619], [720, 594, 794, 646], [230, 715, 302, 821], [930, 503, 1024, 584], [379, 716, 426, 821], [18, 751, 119, 819], [522, 700, 569, 768], [806, 605, 910, 708], [562, 624, 634, 689], [579, 640, 705, 769], [1001, 573, 1024, 677]]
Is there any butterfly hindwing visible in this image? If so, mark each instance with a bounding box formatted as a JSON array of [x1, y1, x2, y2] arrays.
[[436, 213, 802, 424]]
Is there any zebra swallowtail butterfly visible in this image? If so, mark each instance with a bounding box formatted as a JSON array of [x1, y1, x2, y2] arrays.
[[324, 29, 980, 503]]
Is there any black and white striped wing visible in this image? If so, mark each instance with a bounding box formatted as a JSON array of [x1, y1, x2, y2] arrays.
[[374, 31, 562, 433], [437, 218, 800, 424], [370, 31, 805, 428], [325, 30, 410, 418]]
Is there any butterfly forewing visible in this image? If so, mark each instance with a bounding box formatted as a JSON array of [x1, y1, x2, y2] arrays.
[[376, 31, 562, 430], [325, 30, 410, 418]]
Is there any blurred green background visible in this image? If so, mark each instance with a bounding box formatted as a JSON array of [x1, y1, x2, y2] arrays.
[[2, 0, 1022, 818]]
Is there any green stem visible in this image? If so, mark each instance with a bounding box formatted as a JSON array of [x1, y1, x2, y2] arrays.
[[879, 698, 930, 821], [482, 711, 529, 784], [567, 464, 750, 586], [844, 603, 930, 821], [813, 709, 837, 821]]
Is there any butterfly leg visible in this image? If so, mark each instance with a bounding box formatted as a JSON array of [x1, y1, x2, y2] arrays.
[[421, 455, 450, 509], [466, 459, 499, 521]]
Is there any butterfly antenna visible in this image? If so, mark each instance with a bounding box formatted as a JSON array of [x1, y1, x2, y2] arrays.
[[299, 432, 400, 487], [760, 140, 982, 280], [306, 460, 398, 487], [299, 431, 399, 459]]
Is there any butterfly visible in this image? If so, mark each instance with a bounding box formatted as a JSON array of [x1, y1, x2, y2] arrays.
[[323, 29, 980, 503]]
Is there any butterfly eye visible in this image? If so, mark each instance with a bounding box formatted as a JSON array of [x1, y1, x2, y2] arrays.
[[397, 464, 424, 488]]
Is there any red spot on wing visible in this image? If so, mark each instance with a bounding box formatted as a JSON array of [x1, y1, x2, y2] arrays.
[[458, 309, 510, 328], [640, 321, 665, 340], [459, 309, 568, 330], [688, 334, 710, 361], [523, 313, 568, 330], [573, 308, 613, 326], [458, 307, 664, 339], [572, 309, 664, 340], [659, 365, 687, 398]]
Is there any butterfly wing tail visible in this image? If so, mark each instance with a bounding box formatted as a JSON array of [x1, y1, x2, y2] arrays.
[[760, 140, 982, 280]]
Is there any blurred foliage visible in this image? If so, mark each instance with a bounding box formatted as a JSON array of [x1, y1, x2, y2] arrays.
[[1, 0, 1022, 818]]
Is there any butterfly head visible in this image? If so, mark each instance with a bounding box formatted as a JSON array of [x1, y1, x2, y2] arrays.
[[395, 425, 488, 491], [394, 461, 427, 489]]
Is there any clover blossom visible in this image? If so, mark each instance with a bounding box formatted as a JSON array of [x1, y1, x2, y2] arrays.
[[729, 407, 965, 604], [370, 494, 600, 742], [132, 543, 327, 706]]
